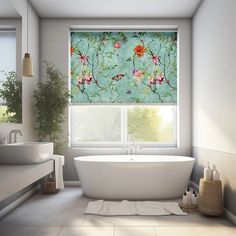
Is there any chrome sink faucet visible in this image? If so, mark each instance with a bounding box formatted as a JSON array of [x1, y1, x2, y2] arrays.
[[9, 130, 22, 143]]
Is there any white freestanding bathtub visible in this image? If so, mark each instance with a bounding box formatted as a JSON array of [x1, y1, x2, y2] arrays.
[[74, 155, 195, 200]]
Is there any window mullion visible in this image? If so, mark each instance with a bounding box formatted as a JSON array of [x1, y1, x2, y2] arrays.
[[124, 106, 128, 144], [120, 106, 128, 145], [120, 106, 124, 144]]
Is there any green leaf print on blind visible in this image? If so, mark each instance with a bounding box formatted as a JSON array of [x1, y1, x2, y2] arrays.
[[70, 31, 177, 104]]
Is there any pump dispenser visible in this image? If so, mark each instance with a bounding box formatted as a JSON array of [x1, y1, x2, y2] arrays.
[[213, 164, 220, 181], [182, 192, 188, 205], [186, 186, 192, 205], [191, 190, 198, 206], [204, 162, 212, 181]]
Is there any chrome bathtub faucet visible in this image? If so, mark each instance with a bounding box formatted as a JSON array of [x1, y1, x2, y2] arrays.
[[127, 134, 142, 155], [9, 130, 22, 143], [121, 135, 143, 156]]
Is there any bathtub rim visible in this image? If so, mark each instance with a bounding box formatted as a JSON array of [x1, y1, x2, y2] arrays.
[[74, 155, 195, 163]]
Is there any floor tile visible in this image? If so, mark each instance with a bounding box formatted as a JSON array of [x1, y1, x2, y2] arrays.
[[156, 212, 231, 226], [19, 196, 79, 210], [34, 226, 62, 236], [0, 186, 234, 236], [114, 227, 156, 236], [62, 213, 85, 226], [154, 227, 199, 236], [194, 226, 236, 236], [83, 215, 159, 226], [59, 226, 113, 236], [67, 199, 89, 214], [0, 226, 37, 236], [77, 197, 94, 209], [0, 211, 66, 226]]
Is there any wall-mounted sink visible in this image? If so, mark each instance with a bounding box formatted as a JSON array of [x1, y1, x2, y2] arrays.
[[0, 142, 53, 165]]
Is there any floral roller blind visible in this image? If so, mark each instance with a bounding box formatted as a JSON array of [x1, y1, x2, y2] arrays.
[[70, 31, 177, 104]]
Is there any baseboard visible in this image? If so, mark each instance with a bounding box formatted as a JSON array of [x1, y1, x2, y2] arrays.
[[190, 181, 236, 225], [0, 185, 39, 219], [64, 181, 80, 186], [224, 208, 236, 225]]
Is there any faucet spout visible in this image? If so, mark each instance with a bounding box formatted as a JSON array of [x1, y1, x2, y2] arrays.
[[127, 134, 142, 156], [9, 130, 22, 144], [128, 134, 135, 155]]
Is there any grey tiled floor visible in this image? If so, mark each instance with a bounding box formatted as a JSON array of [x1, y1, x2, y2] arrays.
[[0, 187, 235, 235]]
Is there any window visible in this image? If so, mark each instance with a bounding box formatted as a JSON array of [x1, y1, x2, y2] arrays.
[[70, 105, 176, 147], [0, 31, 16, 122], [70, 31, 177, 147], [0, 31, 16, 100]]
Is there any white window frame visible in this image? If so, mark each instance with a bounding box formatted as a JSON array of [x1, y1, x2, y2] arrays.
[[0, 29, 16, 106], [68, 27, 179, 149], [69, 104, 177, 148]]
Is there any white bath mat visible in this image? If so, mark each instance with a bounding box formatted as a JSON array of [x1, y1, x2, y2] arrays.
[[84, 200, 187, 216]]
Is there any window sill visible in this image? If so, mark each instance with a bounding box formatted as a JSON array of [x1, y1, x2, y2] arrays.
[[70, 141, 177, 149], [70, 145, 178, 150]]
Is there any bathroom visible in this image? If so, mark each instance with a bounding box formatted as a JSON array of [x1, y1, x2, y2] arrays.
[[0, 0, 235, 235]]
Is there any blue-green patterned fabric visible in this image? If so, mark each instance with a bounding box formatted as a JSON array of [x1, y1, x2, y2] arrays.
[[70, 31, 177, 104]]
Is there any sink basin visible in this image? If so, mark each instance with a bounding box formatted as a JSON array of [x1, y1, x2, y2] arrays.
[[0, 142, 53, 164]]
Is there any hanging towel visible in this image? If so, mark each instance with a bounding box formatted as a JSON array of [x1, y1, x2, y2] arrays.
[[52, 155, 65, 189], [84, 200, 187, 216]]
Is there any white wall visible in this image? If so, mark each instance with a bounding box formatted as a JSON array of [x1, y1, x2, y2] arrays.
[[0, 0, 40, 142], [192, 0, 236, 217], [0, 18, 23, 142], [40, 18, 192, 180], [192, 0, 236, 154]]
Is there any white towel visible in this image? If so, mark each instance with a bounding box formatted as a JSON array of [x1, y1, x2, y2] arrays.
[[84, 200, 187, 216], [85, 200, 136, 216], [86, 200, 104, 214], [52, 155, 64, 189], [135, 201, 170, 215]]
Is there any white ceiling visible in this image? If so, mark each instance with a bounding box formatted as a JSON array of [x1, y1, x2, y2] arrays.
[[29, 0, 202, 18], [0, 0, 20, 17], [0, 0, 202, 19]]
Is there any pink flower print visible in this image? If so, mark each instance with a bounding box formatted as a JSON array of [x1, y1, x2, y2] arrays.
[[114, 42, 121, 49], [132, 69, 137, 75], [79, 55, 89, 64], [132, 69, 144, 81], [157, 74, 165, 84], [148, 76, 157, 85], [151, 55, 160, 65], [77, 76, 84, 86], [84, 75, 93, 84]]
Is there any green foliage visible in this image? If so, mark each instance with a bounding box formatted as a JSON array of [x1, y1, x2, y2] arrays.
[[33, 62, 70, 153], [0, 71, 22, 123], [0, 106, 8, 122], [128, 107, 173, 142], [128, 107, 162, 142], [71, 32, 177, 103]]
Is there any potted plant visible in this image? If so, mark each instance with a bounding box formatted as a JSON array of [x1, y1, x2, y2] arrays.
[[33, 62, 70, 154]]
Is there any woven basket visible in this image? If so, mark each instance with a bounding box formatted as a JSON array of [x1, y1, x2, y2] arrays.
[[41, 178, 59, 194], [198, 178, 223, 216]]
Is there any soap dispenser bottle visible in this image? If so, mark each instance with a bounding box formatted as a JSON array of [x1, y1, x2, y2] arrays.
[[191, 190, 198, 206], [182, 192, 188, 205], [186, 186, 192, 206], [204, 162, 212, 181], [213, 164, 220, 181]]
